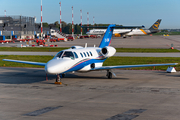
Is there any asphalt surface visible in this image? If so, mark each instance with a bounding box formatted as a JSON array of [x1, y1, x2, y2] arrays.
[[0, 67, 180, 120], [0, 35, 180, 57], [1, 35, 180, 120], [1, 35, 180, 49], [0, 51, 179, 57]]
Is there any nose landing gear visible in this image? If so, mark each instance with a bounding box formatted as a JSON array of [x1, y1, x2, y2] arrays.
[[55, 74, 62, 85], [54, 74, 66, 85]]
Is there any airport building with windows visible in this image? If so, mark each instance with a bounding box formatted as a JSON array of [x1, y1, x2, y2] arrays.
[[0, 16, 36, 40]]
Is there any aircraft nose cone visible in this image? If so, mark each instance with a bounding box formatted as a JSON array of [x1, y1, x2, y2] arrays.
[[45, 59, 60, 74], [45, 63, 54, 74], [45, 59, 68, 74]]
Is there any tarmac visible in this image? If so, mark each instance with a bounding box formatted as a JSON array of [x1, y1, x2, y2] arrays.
[[1, 35, 180, 49], [0, 67, 180, 120], [0, 35, 180, 57], [1, 35, 180, 120], [0, 51, 180, 57]]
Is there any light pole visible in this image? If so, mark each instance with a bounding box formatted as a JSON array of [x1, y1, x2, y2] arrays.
[[41, 0, 43, 39], [59, 2, 62, 32], [80, 9, 82, 36], [72, 6, 74, 37]]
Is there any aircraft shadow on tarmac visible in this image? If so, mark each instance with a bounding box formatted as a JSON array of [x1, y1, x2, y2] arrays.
[[0, 67, 52, 84], [0, 67, 129, 84], [156, 72, 180, 79], [165, 74, 180, 77], [62, 73, 129, 80]]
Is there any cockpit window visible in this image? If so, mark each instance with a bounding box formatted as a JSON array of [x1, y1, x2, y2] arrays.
[[62, 51, 74, 59], [55, 51, 64, 58]]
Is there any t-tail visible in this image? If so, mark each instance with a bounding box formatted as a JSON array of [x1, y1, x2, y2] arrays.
[[99, 24, 115, 48], [149, 19, 162, 31]]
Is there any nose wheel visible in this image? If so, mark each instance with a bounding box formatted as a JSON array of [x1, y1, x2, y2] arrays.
[[55, 74, 62, 85]]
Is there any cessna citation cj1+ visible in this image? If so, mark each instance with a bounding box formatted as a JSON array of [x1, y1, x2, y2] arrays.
[[3, 25, 177, 83]]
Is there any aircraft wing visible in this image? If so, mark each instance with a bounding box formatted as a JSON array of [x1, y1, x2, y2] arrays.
[[92, 63, 178, 71], [3, 59, 46, 66]]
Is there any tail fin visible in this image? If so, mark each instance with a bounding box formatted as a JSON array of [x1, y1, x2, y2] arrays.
[[149, 19, 162, 30], [99, 24, 115, 48]]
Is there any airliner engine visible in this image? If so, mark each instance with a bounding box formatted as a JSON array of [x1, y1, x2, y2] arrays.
[[101, 46, 116, 58]]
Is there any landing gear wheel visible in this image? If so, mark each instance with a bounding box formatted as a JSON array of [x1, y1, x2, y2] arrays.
[[106, 70, 112, 79], [108, 72, 112, 79], [55, 74, 62, 85], [62, 73, 65, 78]]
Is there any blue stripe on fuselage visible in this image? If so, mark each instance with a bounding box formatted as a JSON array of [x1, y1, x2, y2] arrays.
[[63, 58, 106, 73]]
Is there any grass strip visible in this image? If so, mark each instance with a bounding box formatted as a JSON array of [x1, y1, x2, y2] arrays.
[[0, 47, 179, 53], [0, 47, 69, 52], [1, 55, 180, 71], [104, 57, 180, 71], [115, 48, 179, 53]]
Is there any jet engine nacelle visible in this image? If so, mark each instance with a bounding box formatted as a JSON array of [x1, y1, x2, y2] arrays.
[[101, 46, 116, 58]]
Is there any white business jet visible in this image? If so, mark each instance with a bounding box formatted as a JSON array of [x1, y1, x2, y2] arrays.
[[3, 24, 177, 83]]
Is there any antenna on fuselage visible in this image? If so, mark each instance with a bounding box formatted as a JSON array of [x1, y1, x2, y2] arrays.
[[85, 43, 87, 48]]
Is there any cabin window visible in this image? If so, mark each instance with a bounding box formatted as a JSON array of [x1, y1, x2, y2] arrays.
[[73, 52, 78, 58], [86, 52, 90, 57], [89, 51, 93, 56], [55, 51, 64, 58], [80, 53, 83, 57], [83, 52, 87, 57], [62, 51, 74, 59]]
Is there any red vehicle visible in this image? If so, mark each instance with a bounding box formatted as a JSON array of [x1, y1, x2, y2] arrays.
[[79, 36, 84, 39], [36, 39, 45, 46], [90, 35, 97, 38], [50, 39, 57, 42], [67, 36, 74, 41], [50, 38, 65, 42]]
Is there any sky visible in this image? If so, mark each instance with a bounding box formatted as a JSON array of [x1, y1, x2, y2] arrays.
[[0, 0, 180, 29]]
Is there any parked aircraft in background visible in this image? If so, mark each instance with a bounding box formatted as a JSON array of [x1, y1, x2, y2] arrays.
[[3, 24, 176, 84], [87, 19, 162, 38]]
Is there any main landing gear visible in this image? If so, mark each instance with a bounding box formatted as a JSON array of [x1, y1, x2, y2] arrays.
[[106, 70, 116, 79], [106, 70, 112, 79]]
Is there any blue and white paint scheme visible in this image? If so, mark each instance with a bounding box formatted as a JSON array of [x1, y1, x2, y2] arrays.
[[3, 24, 178, 82]]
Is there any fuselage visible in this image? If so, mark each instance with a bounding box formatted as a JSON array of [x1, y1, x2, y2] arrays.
[[87, 29, 156, 36], [45, 47, 107, 74]]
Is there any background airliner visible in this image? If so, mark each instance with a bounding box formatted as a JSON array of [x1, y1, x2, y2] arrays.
[[3, 24, 177, 84], [87, 19, 161, 38]]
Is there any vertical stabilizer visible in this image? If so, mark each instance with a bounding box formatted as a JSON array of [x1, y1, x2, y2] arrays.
[[99, 24, 115, 48], [149, 19, 162, 30]]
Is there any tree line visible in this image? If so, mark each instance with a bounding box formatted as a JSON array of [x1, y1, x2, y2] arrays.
[[39, 21, 122, 35]]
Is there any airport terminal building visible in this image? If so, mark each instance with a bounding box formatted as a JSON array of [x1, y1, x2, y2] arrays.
[[0, 16, 36, 40]]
